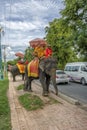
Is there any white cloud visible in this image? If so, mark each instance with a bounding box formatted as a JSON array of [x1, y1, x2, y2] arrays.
[[0, 0, 64, 60], [1, 21, 37, 31]]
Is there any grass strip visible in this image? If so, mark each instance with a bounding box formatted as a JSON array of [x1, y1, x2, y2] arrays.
[[0, 78, 11, 130], [19, 93, 44, 111]]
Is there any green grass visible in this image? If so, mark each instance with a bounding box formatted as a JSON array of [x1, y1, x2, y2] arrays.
[[19, 93, 44, 111], [18, 93, 61, 111], [17, 84, 24, 90], [0, 78, 11, 130]]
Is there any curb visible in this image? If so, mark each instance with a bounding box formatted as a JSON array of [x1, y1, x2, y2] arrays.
[[33, 80, 80, 105], [58, 92, 80, 105]]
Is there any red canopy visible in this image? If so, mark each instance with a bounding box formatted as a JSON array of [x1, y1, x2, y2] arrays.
[[15, 52, 24, 58], [29, 38, 47, 48]]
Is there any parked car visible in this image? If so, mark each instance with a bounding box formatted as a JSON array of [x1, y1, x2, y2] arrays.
[[56, 70, 70, 84]]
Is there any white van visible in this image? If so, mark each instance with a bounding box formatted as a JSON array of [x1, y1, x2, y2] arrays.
[[64, 62, 87, 85]]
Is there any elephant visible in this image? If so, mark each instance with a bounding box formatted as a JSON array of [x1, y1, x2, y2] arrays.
[[24, 57, 58, 96], [9, 64, 25, 82]]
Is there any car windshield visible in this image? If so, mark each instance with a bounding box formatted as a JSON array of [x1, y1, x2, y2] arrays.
[[81, 66, 87, 72]]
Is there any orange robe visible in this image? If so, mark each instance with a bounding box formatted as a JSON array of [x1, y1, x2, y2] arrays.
[[34, 46, 45, 58]]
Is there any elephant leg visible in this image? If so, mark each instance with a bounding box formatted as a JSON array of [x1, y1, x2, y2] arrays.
[[27, 77, 33, 92], [54, 84, 58, 95], [22, 73, 25, 80], [13, 75, 16, 82], [24, 76, 28, 91], [46, 74, 50, 93], [51, 77, 58, 95], [39, 69, 48, 96], [24, 77, 33, 92]]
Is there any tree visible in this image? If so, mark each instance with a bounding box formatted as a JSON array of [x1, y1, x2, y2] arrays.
[[61, 0, 87, 60], [7, 58, 19, 65], [24, 47, 34, 62], [45, 0, 87, 69], [45, 18, 78, 69]]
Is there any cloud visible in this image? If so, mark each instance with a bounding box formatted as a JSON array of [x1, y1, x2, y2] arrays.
[[4, 21, 37, 30], [0, 0, 64, 60]]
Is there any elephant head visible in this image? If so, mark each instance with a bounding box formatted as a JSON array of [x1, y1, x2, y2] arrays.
[[44, 57, 57, 76]]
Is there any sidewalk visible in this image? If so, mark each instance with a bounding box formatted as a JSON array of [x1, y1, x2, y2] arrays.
[[8, 72, 87, 130]]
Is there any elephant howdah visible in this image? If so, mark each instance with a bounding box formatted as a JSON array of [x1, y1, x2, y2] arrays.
[[24, 57, 58, 96]]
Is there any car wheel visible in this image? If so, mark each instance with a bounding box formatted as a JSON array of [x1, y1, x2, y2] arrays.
[[81, 78, 86, 85], [65, 82, 68, 84]]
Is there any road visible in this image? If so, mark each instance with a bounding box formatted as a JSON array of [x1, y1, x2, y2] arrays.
[[35, 80, 87, 105], [56, 82, 87, 104]]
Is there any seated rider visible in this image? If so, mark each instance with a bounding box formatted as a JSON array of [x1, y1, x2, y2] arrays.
[[44, 44, 53, 58], [33, 43, 52, 58], [33, 44, 45, 59], [33, 43, 53, 71]]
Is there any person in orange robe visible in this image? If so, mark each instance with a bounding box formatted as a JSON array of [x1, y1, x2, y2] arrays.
[[44, 44, 53, 58], [33, 44, 45, 58], [33, 44, 53, 71]]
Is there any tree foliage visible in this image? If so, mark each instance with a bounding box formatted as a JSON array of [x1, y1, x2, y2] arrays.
[[45, 19, 78, 69], [24, 47, 34, 62], [61, 0, 87, 60], [45, 0, 87, 69], [7, 58, 19, 65]]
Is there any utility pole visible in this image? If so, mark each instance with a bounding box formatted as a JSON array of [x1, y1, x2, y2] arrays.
[[2, 44, 9, 77], [3, 45, 7, 77], [0, 26, 4, 79]]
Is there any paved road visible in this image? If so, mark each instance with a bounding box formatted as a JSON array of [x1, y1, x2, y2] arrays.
[[36, 80, 87, 104], [57, 82, 87, 104]]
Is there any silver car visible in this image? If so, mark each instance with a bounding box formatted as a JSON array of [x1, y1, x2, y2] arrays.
[[56, 70, 70, 84]]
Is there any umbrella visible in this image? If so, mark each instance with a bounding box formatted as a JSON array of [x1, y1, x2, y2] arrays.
[[15, 52, 24, 58], [29, 38, 47, 48]]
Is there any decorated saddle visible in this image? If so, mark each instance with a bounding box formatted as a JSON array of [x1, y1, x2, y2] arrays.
[[27, 58, 39, 77], [16, 63, 25, 73]]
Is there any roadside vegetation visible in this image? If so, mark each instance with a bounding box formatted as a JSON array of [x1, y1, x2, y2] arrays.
[[18, 93, 44, 111], [0, 78, 11, 130]]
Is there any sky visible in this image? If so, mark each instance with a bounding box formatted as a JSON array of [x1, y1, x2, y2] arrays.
[[0, 0, 64, 61]]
